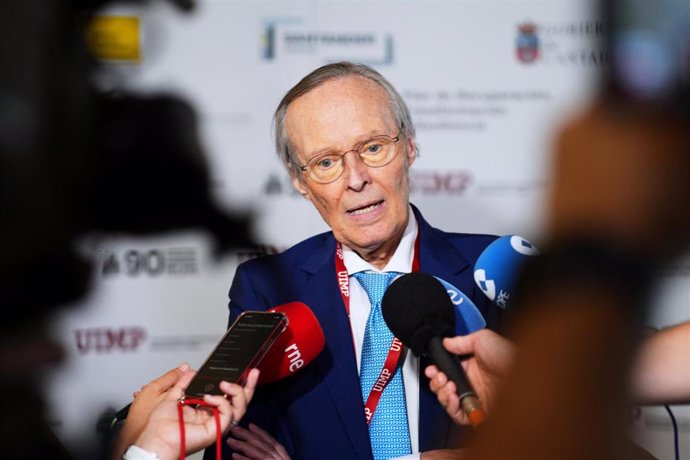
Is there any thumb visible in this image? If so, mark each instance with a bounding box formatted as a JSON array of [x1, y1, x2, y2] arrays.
[[442, 334, 476, 356]]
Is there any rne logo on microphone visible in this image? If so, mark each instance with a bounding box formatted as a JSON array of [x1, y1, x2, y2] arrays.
[[285, 343, 304, 372]]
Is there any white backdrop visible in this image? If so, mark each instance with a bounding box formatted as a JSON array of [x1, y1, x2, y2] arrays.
[[44, 1, 689, 458]]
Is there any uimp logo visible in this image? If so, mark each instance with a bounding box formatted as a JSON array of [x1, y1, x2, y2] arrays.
[[74, 327, 146, 354], [473, 269, 496, 301], [337, 270, 349, 297], [516, 22, 540, 63]]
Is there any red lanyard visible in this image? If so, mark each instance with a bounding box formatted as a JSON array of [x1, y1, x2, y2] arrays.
[[334, 228, 420, 425], [177, 399, 221, 460]]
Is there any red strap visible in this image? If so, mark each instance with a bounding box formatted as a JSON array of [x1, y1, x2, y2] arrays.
[[177, 398, 221, 460], [334, 218, 421, 425], [362, 337, 404, 425]]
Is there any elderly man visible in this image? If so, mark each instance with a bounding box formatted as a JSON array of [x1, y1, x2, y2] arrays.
[[209, 62, 502, 460]]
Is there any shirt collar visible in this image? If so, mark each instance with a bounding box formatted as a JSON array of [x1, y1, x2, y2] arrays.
[[342, 205, 418, 275]]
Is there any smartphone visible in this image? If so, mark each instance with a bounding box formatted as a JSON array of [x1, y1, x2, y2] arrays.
[[603, 0, 690, 112], [183, 311, 288, 399]]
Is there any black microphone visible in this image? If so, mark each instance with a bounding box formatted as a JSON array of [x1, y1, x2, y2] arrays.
[[381, 272, 487, 427]]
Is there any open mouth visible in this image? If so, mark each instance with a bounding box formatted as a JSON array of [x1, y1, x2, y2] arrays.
[[347, 200, 384, 216]]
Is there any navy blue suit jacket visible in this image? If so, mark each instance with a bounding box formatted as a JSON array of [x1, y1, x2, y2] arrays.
[[206, 205, 500, 460]]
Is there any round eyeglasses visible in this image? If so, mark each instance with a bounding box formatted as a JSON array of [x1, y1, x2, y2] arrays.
[[294, 129, 402, 184]]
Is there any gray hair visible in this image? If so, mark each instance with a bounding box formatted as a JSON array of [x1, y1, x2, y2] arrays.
[[273, 62, 417, 177]]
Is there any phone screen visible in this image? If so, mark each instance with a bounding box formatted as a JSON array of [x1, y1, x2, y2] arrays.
[[184, 311, 287, 398]]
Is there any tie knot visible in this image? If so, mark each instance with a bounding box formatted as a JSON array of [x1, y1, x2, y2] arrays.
[[353, 271, 398, 307]]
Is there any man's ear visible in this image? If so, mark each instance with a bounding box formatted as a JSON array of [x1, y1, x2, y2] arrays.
[[405, 136, 417, 167], [290, 169, 310, 199]]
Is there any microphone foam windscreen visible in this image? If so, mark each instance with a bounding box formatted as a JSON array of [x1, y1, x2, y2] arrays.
[[381, 272, 455, 356], [258, 301, 325, 383]]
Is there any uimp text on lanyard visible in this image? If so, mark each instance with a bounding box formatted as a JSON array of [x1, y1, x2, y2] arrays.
[[334, 231, 421, 425]]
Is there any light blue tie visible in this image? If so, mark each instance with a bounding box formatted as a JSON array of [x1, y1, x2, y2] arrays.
[[354, 271, 412, 460]]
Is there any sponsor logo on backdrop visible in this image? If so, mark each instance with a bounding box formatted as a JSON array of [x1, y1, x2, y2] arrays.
[[264, 173, 303, 196], [477, 179, 548, 196], [261, 19, 394, 65], [405, 88, 552, 132], [100, 247, 198, 277], [410, 170, 473, 195], [515, 20, 608, 66], [516, 23, 540, 63], [74, 327, 146, 353], [73, 327, 224, 354], [236, 245, 285, 264], [149, 334, 221, 351]]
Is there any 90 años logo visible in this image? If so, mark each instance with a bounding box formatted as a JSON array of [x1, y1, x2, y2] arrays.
[[100, 247, 198, 277]]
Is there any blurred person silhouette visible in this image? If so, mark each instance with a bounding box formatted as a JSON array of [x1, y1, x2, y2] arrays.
[[423, 85, 690, 460], [0, 0, 253, 458], [424, 0, 690, 456]]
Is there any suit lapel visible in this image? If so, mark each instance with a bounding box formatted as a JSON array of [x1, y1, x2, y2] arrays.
[[301, 236, 373, 460]]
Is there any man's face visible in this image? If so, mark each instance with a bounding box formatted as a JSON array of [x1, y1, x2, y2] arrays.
[[286, 76, 416, 260]]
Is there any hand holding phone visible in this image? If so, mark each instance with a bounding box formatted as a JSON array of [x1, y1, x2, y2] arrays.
[[183, 311, 287, 399]]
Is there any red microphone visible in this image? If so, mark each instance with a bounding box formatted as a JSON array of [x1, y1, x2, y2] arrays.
[[258, 302, 325, 383]]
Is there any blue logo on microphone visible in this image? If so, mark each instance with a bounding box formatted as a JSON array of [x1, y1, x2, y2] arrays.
[[473, 269, 496, 301], [474, 235, 540, 309], [434, 276, 486, 335], [510, 236, 540, 256]]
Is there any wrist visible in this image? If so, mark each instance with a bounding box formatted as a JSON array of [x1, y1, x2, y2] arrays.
[[132, 429, 179, 460], [122, 445, 159, 460]]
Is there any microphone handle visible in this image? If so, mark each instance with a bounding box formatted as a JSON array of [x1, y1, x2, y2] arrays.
[[427, 336, 487, 427], [428, 337, 476, 400]]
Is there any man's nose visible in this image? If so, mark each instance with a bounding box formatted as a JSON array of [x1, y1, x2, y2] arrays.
[[342, 151, 371, 191]]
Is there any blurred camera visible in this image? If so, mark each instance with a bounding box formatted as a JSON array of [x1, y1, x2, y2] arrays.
[[604, 0, 690, 113]]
